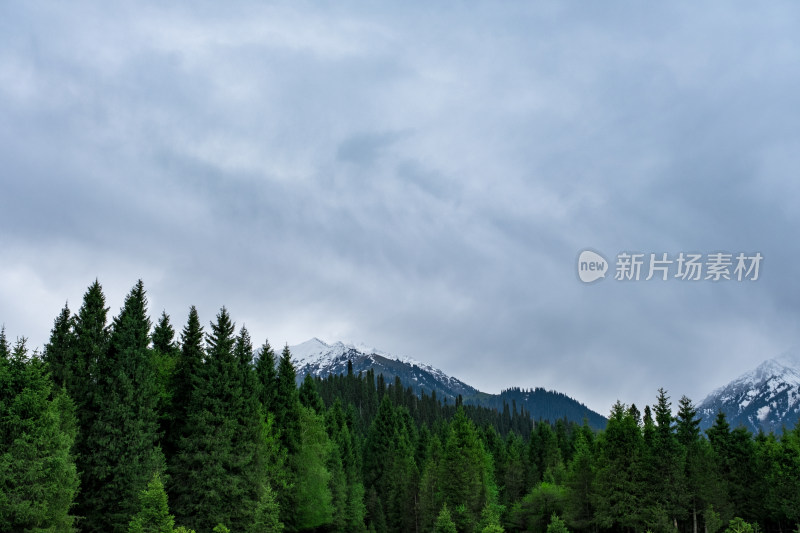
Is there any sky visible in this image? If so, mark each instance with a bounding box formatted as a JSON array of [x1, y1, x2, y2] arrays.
[[2, 1, 800, 416]]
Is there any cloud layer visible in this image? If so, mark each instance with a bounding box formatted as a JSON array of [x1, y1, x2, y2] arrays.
[[2, 1, 799, 413]]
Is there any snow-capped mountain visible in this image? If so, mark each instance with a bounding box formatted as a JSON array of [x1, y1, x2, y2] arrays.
[[288, 338, 607, 428], [290, 338, 480, 399], [698, 349, 800, 432]]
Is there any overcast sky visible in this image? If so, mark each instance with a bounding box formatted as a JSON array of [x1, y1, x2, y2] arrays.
[[2, 1, 799, 415]]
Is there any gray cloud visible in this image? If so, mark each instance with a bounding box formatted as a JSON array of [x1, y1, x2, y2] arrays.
[[1, 1, 799, 414]]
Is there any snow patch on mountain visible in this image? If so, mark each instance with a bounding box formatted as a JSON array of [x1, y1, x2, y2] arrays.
[[698, 348, 800, 432]]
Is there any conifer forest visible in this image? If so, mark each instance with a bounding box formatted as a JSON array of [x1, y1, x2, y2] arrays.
[[2, 280, 799, 533]]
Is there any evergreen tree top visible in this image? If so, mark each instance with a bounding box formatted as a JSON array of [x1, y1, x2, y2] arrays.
[[110, 280, 152, 356], [206, 307, 236, 361], [152, 311, 177, 354], [0, 325, 9, 360]]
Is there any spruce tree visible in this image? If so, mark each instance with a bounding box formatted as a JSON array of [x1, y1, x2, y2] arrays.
[[326, 400, 367, 532], [255, 340, 278, 413], [82, 280, 165, 532], [274, 344, 302, 531], [166, 306, 204, 462], [275, 344, 301, 454], [294, 405, 334, 530], [299, 373, 325, 413], [171, 307, 237, 530], [647, 389, 686, 530], [128, 473, 175, 533], [152, 312, 179, 450], [434, 504, 458, 533], [43, 303, 74, 388], [69, 280, 111, 524], [564, 430, 595, 531], [171, 310, 275, 532], [363, 394, 399, 519], [0, 338, 79, 531], [439, 407, 496, 532], [677, 395, 706, 533], [593, 401, 645, 531]]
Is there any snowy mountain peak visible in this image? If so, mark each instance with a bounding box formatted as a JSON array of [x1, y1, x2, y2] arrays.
[[289, 338, 390, 368], [287, 338, 480, 401], [287, 337, 607, 428], [698, 348, 800, 432]]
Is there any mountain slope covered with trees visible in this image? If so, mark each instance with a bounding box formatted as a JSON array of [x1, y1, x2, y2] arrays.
[[1, 280, 799, 533]]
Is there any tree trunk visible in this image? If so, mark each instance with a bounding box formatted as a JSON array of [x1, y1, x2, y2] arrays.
[[693, 506, 698, 533]]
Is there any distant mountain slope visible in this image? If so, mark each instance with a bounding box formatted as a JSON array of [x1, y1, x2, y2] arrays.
[[290, 338, 606, 429], [464, 387, 608, 430], [698, 350, 800, 433]]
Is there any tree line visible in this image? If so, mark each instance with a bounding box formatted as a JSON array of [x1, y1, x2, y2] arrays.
[[1, 280, 799, 532]]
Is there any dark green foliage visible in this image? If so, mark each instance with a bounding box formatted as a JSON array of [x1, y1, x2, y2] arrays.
[[171, 310, 276, 533], [293, 406, 334, 530], [0, 337, 79, 532], [69, 280, 111, 526], [508, 482, 567, 533], [326, 400, 367, 532], [438, 407, 496, 532], [256, 340, 278, 412], [82, 280, 166, 532], [644, 388, 686, 530], [7, 283, 800, 533], [274, 344, 303, 531], [152, 311, 179, 453], [563, 429, 594, 531], [593, 401, 645, 531], [42, 303, 73, 388], [165, 306, 204, 462], [299, 373, 325, 413], [275, 345, 301, 455]]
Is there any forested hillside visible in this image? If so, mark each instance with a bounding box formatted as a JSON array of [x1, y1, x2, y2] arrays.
[[1, 280, 799, 533]]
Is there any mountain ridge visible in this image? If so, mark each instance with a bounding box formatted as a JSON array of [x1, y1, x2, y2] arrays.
[[289, 338, 607, 429], [698, 348, 800, 432]]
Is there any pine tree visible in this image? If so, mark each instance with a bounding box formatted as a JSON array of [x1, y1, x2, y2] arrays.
[[166, 306, 204, 462], [69, 280, 111, 524], [0, 337, 79, 531], [677, 395, 705, 533], [439, 407, 496, 532], [593, 401, 645, 531], [43, 303, 74, 388], [274, 344, 302, 531], [252, 483, 283, 533], [171, 310, 275, 532], [645, 388, 686, 531], [299, 373, 325, 413], [385, 419, 418, 533], [564, 429, 594, 531], [434, 504, 458, 533], [294, 405, 334, 530], [152, 311, 179, 450], [82, 280, 166, 532], [275, 345, 301, 455], [128, 473, 175, 533], [547, 512, 569, 533], [502, 431, 526, 506], [326, 400, 367, 532], [256, 340, 278, 413]]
